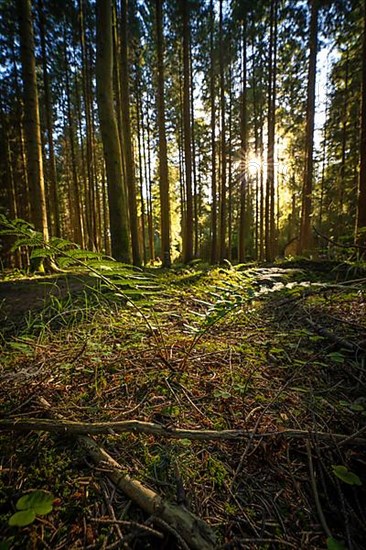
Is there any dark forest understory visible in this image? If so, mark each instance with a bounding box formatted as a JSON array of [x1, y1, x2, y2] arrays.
[[1, 261, 366, 549]]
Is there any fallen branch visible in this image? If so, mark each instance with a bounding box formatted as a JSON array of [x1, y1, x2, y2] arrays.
[[303, 317, 364, 353], [313, 226, 366, 251], [35, 398, 216, 550], [1, 417, 366, 446]]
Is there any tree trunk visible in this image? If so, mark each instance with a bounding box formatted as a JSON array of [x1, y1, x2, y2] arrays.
[[135, 65, 147, 265], [210, 0, 217, 264], [143, 97, 155, 262], [190, 45, 198, 258], [96, 0, 130, 263], [355, 0, 366, 253], [299, 0, 319, 254], [218, 0, 226, 263], [64, 31, 84, 247], [120, 0, 141, 266], [0, 101, 21, 268], [182, 0, 193, 263], [238, 19, 248, 263], [155, 0, 171, 267], [227, 64, 233, 261], [11, 43, 31, 229], [17, 0, 49, 242], [265, 0, 277, 262], [80, 0, 97, 251], [37, 0, 60, 237]]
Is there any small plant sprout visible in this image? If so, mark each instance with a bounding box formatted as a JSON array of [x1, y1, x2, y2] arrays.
[[331, 465, 362, 486], [8, 490, 55, 527]]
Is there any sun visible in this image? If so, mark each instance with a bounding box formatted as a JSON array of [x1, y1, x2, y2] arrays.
[[246, 154, 263, 177]]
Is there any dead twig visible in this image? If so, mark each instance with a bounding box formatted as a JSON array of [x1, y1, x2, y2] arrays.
[[36, 397, 216, 550], [1, 416, 366, 446], [306, 440, 332, 539], [89, 517, 163, 539]]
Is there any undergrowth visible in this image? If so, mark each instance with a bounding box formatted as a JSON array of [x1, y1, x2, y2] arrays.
[[0, 217, 366, 549]]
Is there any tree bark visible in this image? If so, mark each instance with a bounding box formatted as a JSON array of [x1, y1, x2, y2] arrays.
[[218, 0, 226, 263], [37, 0, 60, 237], [17, 0, 49, 242], [182, 0, 193, 263], [64, 30, 84, 247], [96, 0, 131, 263], [299, 0, 319, 254], [238, 19, 248, 263], [80, 0, 97, 251], [155, 0, 171, 267], [355, 0, 366, 253], [265, 0, 277, 262], [210, 0, 217, 264], [120, 0, 141, 266]]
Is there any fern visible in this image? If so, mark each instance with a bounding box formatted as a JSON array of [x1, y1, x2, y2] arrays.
[[0, 216, 163, 344]]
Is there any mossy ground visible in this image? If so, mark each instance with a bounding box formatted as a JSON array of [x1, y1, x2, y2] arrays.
[[0, 261, 365, 549]]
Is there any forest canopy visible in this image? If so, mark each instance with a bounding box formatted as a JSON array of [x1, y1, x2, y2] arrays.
[[0, 0, 365, 268]]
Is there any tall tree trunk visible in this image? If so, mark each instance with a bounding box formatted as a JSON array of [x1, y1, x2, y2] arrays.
[[228, 64, 233, 261], [338, 51, 349, 238], [17, 0, 49, 242], [96, 0, 130, 263], [182, 0, 193, 263], [265, 0, 277, 262], [238, 19, 248, 263], [80, 0, 97, 250], [101, 162, 111, 255], [209, 0, 217, 264], [190, 45, 198, 258], [64, 32, 84, 246], [11, 43, 31, 225], [218, 0, 226, 263], [355, 0, 366, 253], [142, 97, 155, 262], [0, 101, 21, 268], [135, 67, 147, 265], [155, 0, 171, 267], [319, 96, 329, 231], [299, 0, 319, 254], [37, 0, 60, 237], [120, 0, 141, 266]]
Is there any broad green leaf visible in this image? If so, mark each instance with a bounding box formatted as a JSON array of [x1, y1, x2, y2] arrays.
[[326, 537, 346, 550], [16, 490, 54, 515], [332, 465, 362, 486], [9, 509, 36, 527]]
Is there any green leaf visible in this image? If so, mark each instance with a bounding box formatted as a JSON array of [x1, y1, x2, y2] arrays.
[[0, 540, 11, 550], [30, 248, 53, 260], [16, 490, 54, 515], [332, 465, 362, 486], [349, 403, 364, 412], [8, 509, 36, 527], [327, 352, 345, 364], [326, 537, 346, 550], [213, 390, 231, 399]]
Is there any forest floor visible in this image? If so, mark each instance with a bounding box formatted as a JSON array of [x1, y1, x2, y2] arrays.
[[0, 259, 366, 550]]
